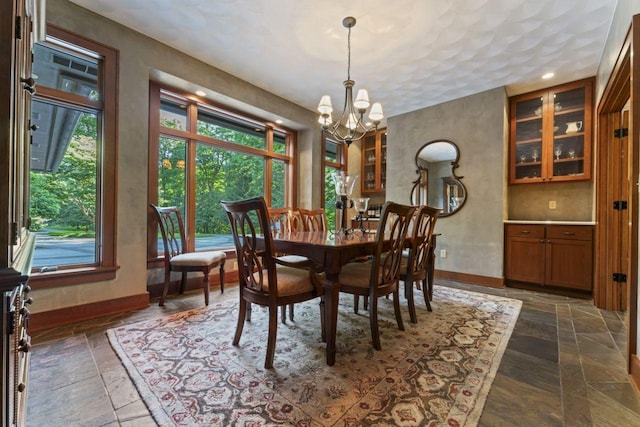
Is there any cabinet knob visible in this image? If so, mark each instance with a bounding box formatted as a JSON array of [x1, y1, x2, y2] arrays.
[[17, 383, 26, 393], [540, 239, 545, 243], [562, 231, 575, 235], [23, 285, 31, 293], [547, 240, 551, 243], [520, 230, 531, 234]]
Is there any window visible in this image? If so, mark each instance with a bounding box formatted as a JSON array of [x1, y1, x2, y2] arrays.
[[148, 83, 296, 259], [29, 25, 118, 286], [322, 134, 347, 230]]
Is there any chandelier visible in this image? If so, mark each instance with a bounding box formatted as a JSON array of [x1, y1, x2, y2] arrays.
[[317, 16, 383, 146]]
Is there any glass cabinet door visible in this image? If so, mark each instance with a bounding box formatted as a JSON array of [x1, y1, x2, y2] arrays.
[[510, 78, 592, 184], [362, 133, 377, 192], [513, 95, 544, 182], [550, 86, 587, 179]]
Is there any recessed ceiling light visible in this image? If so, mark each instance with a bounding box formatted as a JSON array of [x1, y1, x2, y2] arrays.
[[542, 72, 554, 80], [195, 90, 206, 97], [275, 119, 283, 124]]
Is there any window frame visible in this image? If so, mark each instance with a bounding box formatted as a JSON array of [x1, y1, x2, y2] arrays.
[[147, 82, 297, 263], [29, 24, 118, 289]]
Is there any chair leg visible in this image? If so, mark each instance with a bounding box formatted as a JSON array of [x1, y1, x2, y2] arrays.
[[289, 303, 294, 321], [159, 269, 171, 306], [353, 295, 359, 314], [179, 272, 187, 294], [319, 297, 326, 342], [246, 302, 252, 322], [369, 295, 381, 351], [393, 288, 405, 332], [281, 305, 287, 324], [219, 262, 225, 294], [233, 297, 247, 346], [405, 278, 418, 324], [422, 278, 432, 311], [364, 295, 369, 310], [203, 269, 210, 306], [265, 304, 278, 369]]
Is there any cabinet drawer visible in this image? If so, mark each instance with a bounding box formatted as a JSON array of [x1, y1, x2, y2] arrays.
[[546, 226, 592, 241], [505, 224, 544, 238]]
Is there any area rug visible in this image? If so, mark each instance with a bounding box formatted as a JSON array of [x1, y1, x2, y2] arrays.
[[107, 285, 521, 426]]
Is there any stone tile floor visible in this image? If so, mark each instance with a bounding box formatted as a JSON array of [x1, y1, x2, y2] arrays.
[[26, 280, 640, 426]]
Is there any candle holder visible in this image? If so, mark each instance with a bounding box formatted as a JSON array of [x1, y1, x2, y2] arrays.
[[352, 197, 370, 234]]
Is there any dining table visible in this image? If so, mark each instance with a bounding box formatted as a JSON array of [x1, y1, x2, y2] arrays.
[[265, 229, 439, 366], [269, 230, 379, 366]]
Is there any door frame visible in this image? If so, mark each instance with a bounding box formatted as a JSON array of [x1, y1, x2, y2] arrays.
[[595, 15, 640, 382]]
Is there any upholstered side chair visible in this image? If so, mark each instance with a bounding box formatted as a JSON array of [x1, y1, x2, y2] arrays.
[[150, 205, 226, 306]]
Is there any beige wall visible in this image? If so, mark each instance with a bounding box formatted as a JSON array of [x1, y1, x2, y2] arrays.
[[33, 0, 321, 313], [385, 87, 508, 279]]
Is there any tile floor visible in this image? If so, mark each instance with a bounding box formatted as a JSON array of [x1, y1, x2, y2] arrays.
[[26, 280, 640, 426]]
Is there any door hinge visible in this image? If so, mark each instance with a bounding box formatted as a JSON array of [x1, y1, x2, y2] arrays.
[[614, 127, 629, 138], [15, 16, 21, 39], [10, 222, 18, 246], [613, 200, 628, 210], [613, 272, 627, 283]]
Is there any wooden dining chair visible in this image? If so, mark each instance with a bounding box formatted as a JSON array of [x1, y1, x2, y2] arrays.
[[297, 208, 328, 232], [400, 205, 440, 323], [267, 206, 308, 323], [221, 196, 324, 369], [266, 207, 292, 233], [150, 205, 226, 306], [337, 202, 416, 350]]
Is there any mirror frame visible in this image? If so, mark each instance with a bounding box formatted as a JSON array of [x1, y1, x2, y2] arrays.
[[410, 139, 467, 217]]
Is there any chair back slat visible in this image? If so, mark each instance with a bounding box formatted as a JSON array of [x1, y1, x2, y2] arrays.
[[373, 202, 416, 286]]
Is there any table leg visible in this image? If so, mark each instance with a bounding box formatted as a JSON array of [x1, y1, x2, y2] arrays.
[[323, 276, 340, 366]]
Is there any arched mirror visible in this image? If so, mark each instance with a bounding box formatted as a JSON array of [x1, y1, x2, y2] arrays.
[[410, 139, 467, 217]]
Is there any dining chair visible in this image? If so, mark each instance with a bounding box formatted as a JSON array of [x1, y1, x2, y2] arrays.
[[267, 206, 308, 323], [400, 205, 440, 323], [297, 208, 328, 232], [221, 196, 325, 369], [338, 202, 416, 350], [150, 205, 226, 306], [267, 207, 292, 233]]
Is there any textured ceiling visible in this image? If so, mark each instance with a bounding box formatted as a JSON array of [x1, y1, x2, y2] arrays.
[[69, 0, 617, 120]]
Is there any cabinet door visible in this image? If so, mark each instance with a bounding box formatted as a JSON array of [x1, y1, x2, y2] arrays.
[[545, 238, 593, 290], [510, 92, 544, 183], [505, 236, 545, 284], [548, 82, 592, 181], [509, 78, 593, 184], [361, 129, 386, 193]]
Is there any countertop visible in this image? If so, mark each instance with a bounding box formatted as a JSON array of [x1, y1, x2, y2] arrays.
[[504, 220, 595, 226]]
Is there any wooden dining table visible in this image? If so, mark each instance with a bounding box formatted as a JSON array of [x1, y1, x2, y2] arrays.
[[269, 230, 379, 366], [265, 229, 439, 366]]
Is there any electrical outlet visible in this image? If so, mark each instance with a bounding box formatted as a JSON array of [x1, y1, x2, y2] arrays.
[[549, 200, 556, 209], [440, 249, 447, 258]]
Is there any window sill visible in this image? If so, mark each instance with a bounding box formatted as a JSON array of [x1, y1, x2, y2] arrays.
[[29, 266, 120, 289]]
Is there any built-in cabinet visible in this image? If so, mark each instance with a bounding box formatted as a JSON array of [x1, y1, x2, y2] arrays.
[[505, 224, 593, 292], [509, 78, 593, 184], [361, 129, 386, 194], [1, 0, 41, 425]]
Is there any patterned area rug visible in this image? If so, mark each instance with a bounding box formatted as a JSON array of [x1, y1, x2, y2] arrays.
[[107, 285, 521, 426]]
